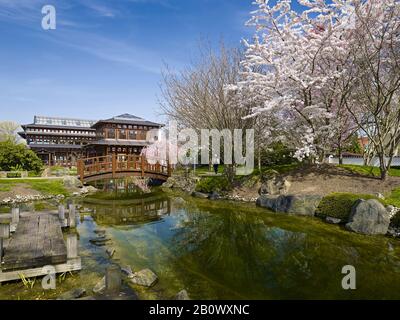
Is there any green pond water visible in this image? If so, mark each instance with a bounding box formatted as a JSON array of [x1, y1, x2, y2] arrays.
[[1, 185, 400, 300]]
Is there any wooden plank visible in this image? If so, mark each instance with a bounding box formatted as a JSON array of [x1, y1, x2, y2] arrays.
[[0, 258, 81, 283], [2, 213, 67, 271]]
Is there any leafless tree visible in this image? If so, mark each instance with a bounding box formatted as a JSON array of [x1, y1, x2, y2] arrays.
[[159, 41, 258, 180], [346, 1, 400, 180]]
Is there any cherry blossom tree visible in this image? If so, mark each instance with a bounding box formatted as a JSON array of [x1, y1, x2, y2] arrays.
[[236, 0, 362, 163]]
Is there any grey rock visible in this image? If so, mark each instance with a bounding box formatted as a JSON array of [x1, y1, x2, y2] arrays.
[[256, 194, 322, 216], [326, 216, 342, 224], [259, 176, 291, 196], [130, 268, 158, 287], [191, 191, 209, 199], [163, 176, 198, 193], [90, 236, 111, 246], [208, 191, 220, 200], [57, 288, 86, 300], [75, 296, 96, 300], [375, 193, 385, 200], [93, 277, 106, 294], [174, 289, 190, 300], [121, 265, 134, 278], [345, 199, 390, 235], [106, 247, 115, 258], [387, 205, 395, 213], [94, 229, 106, 235], [63, 176, 83, 189]]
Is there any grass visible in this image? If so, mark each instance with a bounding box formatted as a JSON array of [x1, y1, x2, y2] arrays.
[[195, 176, 232, 193], [0, 179, 69, 196], [339, 164, 400, 177], [315, 192, 384, 222]]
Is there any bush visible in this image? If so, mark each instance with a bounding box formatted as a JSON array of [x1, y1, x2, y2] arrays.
[[315, 192, 382, 222], [0, 140, 43, 173], [195, 176, 232, 193], [6, 172, 21, 178], [261, 142, 297, 166]]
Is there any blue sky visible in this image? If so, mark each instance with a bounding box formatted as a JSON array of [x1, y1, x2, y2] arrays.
[[0, 0, 261, 125]]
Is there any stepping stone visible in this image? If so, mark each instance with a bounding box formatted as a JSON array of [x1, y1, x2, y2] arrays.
[[90, 237, 111, 246], [121, 265, 134, 278], [130, 269, 158, 287]]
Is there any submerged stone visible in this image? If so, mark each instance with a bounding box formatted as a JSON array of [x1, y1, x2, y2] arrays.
[[121, 265, 134, 278], [57, 288, 86, 300], [90, 236, 111, 246], [93, 276, 106, 294], [106, 247, 116, 258], [130, 269, 158, 287], [174, 289, 190, 300]]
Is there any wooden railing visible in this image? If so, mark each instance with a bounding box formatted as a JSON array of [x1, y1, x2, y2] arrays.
[[77, 155, 171, 182]]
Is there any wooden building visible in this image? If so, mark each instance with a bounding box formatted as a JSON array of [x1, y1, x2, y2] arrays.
[[19, 116, 96, 166], [83, 114, 162, 158], [19, 114, 163, 167]]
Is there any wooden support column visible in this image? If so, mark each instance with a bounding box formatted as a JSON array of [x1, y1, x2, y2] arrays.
[[112, 153, 117, 178], [68, 204, 76, 228], [0, 224, 10, 264], [106, 264, 121, 295], [66, 233, 78, 259], [58, 205, 66, 227], [77, 160, 84, 182], [11, 207, 19, 225], [141, 156, 145, 177]]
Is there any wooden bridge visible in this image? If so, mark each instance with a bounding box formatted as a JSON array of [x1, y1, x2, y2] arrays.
[[77, 155, 171, 183]]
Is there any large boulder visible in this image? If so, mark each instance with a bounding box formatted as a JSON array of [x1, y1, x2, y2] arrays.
[[63, 176, 83, 189], [256, 194, 322, 216], [258, 177, 291, 196], [345, 199, 391, 235]]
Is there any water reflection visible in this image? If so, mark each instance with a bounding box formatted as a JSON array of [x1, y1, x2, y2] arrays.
[[80, 189, 400, 300], [83, 196, 171, 226]]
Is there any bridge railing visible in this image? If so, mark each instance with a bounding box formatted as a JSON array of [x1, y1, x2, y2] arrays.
[[77, 154, 171, 182]]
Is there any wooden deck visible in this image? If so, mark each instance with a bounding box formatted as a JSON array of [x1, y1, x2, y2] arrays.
[[2, 213, 67, 271], [0, 207, 81, 283], [77, 155, 171, 183]]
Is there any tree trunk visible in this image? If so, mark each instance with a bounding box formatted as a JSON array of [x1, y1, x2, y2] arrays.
[[338, 144, 343, 165], [379, 154, 388, 181]]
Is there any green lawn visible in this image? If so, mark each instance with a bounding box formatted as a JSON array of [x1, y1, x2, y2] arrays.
[[0, 179, 69, 196], [339, 164, 400, 177]]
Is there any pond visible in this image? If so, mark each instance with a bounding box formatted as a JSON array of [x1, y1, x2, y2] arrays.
[[1, 181, 400, 300]]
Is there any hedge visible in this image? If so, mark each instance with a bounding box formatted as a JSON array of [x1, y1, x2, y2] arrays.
[[195, 176, 232, 193], [315, 193, 383, 222]]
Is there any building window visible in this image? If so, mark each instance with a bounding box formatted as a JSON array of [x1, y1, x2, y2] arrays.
[[108, 129, 116, 139], [129, 130, 136, 140]]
